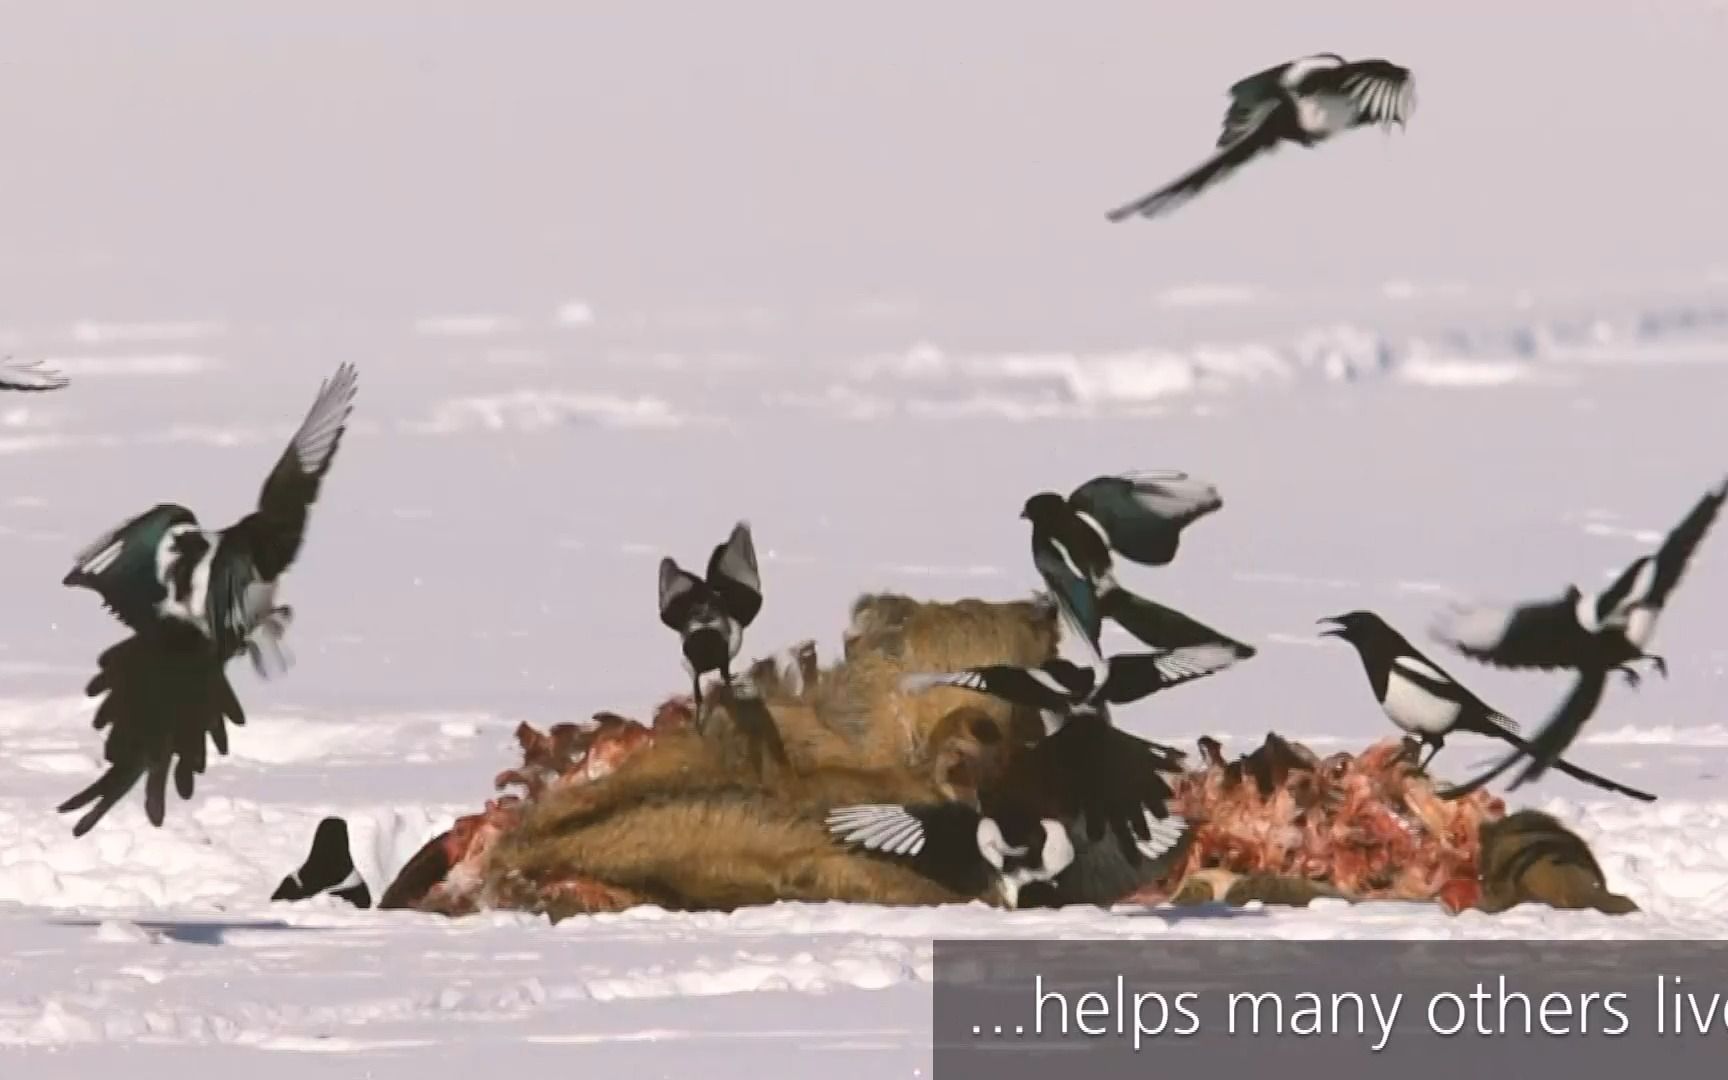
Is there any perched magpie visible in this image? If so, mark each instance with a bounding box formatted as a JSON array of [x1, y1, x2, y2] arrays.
[[900, 589, 1198, 861], [1320, 611, 1654, 802], [825, 801, 1079, 909], [657, 520, 762, 714], [1106, 54, 1415, 223], [272, 816, 372, 908], [57, 363, 358, 836], [0, 357, 70, 391], [1430, 476, 1726, 793]]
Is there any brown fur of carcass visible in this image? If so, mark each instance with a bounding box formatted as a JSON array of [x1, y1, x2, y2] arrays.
[[386, 592, 1634, 920]]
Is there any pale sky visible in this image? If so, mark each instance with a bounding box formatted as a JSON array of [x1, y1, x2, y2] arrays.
[[0, 1, 1723, 323]]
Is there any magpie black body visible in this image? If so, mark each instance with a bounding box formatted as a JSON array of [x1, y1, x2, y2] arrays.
[[899, 588, 1203, 862], [57, 363, 358, 836], [272, 816, 372, 908], [825, 801, 1076, 909], [658, 521, 762, 717], [1430, 475, 1726, 792], [1106, 54, 1415, 223], [1320, 611, 1654, 802]]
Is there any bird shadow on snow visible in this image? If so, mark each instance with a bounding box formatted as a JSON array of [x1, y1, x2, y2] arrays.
[[48, 916, 335, 946], [1115, 903, 1274, 924]]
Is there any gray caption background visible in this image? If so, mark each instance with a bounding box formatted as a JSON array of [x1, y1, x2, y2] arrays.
[[935, 940, 1728, 1078]]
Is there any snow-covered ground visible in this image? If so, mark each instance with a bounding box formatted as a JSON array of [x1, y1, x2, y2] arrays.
[[4, 2, 1728, 1075]]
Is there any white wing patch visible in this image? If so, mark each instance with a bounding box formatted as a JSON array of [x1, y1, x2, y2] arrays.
[[1151, 644, 1244, 683], [1340, 71, 1415, 127], [898, 670, 986, 695], [1123, 472, 1222, 521], [1430, 604, 1513, 651], [288, 363, 359, 476], [1135, 813, 1189, 861], [827, 805, 927, 858], [1391, 653, 1450, 686], [713, 521, 760, 593], [1281, 53, 1345, 87], [78, 539, 125, 577]]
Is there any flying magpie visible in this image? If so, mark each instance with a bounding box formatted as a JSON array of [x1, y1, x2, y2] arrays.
[[1320, 610, 1654, 801], [1430, 475, 1726, 791], [658, 520, 762, 715], [1106, 54, 1415, 223], [899, 588, 1201, 861], [57, 362, 358, 835]]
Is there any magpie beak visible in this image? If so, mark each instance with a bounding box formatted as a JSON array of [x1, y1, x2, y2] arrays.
[[1316, 615, 1345, 638]]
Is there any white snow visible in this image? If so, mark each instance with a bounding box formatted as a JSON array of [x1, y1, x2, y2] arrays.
[[3, 1, 1728, 1074]]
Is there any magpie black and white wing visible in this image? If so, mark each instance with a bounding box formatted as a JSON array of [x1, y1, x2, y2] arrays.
[[1100, 642, 1250, 705], [826, 802, 983, 860], [1032, 715, 1183, 863], [62, 503, 199, 632], [1068, 471, 1222, 567], [0, 357, 70, 391], [1305, 59, 1416, 129], [899, 662, 1084, 714], [658, 557, 707, 632], [57, 623, 246, 837], [202, 364, 357, 667], [706, 520, 762, 627], [1106, 100, 1284, 223], [1648, 476, 1727, 609], [1428, 593, 1592, 672], [245, 362, 359, 582], [1101, 586, 1257, 661]]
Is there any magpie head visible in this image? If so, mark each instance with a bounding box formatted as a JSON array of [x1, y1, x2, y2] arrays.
[[169, 528, 211, 563], [1020, 491, 1066, 524], [1318, 610, 1390, 644]]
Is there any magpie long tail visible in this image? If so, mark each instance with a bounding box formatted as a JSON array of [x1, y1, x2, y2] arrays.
[[1440, 669, 1645, 801], [57, 627, 244, 837], [1508, 668, 1610, 791]]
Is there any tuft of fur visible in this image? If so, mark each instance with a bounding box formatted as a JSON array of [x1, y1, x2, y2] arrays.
[[821, 591, 1058, 766], [1473, 809, 1638, 915], [483, 788, 972, 919]]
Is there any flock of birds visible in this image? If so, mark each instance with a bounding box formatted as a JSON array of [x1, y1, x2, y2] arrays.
[[654, 468, 1723, 904], [3, 51, 1720, 910]]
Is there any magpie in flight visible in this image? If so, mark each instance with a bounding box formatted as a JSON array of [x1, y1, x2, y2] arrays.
[[899, 589, 1203, 861], [658, 520, 762, 714], [826, 801, 1080, 909], [1320, 611, 1654, 801], [0, 357, 70, 391], [1021, 470, 1247, 655], [57, 363, 358, 836], [1429, 475, 1726, 794], [272, 816, 372, 907], [1106, 54, 1415, 223]]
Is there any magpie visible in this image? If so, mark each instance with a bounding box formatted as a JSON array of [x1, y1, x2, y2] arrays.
[[658, 520, 762, 715], [1430, 476, 1726, 791], [272, 816, 372, 908], [57, 363, 358, 836], [1319, 611, 1654, 802], [1106, 54, 1415, 223], [1021, 470, 1237, 649], [0, 357, 70, 391], [900, 589, 1199, 861], [825, 802, 1079, 909]]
